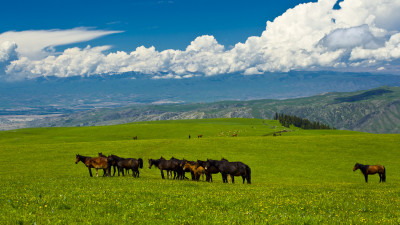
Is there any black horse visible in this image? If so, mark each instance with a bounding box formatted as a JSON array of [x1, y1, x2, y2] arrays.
[[196, 160, 218, 182], [148, 157, 180, 179], [205, 159, 251, 184], [353, 163, 386, 183], [117, 158, 143, 177]]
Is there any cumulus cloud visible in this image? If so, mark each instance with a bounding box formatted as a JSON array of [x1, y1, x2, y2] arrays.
[[2, 0, 400, 79]]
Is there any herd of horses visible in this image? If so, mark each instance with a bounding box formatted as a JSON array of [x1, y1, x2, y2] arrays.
[[75, 154, 251, 184], [75, 154, 386, 184], [75, 153, 143, 178]]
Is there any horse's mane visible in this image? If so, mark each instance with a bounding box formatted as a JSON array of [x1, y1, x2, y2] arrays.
[[357, 163, 369, 173]]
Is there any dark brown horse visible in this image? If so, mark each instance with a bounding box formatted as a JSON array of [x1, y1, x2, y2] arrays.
[[75, 154, 112, 177], [108, 154, 126, 176], [353, 163, 386, 183], [148, 157, 179, 179], [205, 159, 251, 184], [197, 134, 203, 138], [117, 158, 143, 177]]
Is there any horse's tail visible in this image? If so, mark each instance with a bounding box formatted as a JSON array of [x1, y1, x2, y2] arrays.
[[138, 158, 143, 169], [383, 166, 386, 182], [245, 165, 251, 184]]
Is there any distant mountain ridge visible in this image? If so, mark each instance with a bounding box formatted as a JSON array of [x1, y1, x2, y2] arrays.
[[28, 86, 400, 134]]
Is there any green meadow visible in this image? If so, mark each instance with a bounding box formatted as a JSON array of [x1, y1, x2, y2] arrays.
[[0, 118, 399, 224]]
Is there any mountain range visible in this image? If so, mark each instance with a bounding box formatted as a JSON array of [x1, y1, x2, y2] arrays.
[[27, 86, 400, 134]]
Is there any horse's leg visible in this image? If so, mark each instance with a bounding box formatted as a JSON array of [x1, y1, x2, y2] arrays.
[[161, 170, 165, 179], [96, 168, 99, 177], [231, 175, 235, 184], [88, 168, 93, 177], [379, 173, 382, 182], [242, 175, 246, 184], [221, 173, 227, 183], [364, 174, 368, 183]]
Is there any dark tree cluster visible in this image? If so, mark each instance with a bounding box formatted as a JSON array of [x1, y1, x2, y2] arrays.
[[274, 112, 334, 130]]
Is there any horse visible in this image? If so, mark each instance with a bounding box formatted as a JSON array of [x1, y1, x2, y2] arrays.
[[196, 160, 218, 182], [232, 133, 237, 137], [148, 157, 180, 179], [75, 154, 112, 177], [117, 158, 143, 177], [197, 134, 203, 138], [205, 159, 251, 184], [170, 157, 188, 180], [107, 154, 126, 176], [353, 163, 386, 183], [133, 136, 138, 140], [97, 152, 112, 176], [183, 162, 205, 181]]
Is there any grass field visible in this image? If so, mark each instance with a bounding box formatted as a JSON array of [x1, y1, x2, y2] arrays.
[[0, 118, 399, 224]]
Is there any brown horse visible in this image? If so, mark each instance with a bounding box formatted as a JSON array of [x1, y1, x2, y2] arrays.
[[133, 136, 138, 140], [197, 134, 203, 138], [353, 163, 386, 183], [183, 162, 205, 181], [75, 154, 112, 177]]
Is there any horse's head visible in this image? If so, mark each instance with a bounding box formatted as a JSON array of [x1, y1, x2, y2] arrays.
[[353, 163, 359, 171], [148, 159, 153, 169], [205, 160, 214, 171], [75, 154, 81, 164], [182, 162, 191, 170]]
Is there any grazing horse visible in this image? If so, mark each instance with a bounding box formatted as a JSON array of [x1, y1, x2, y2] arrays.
[[353, 163, 386, 183], [75, 154, 112, 177], [183, 162, 205, 181], [133, 136, 138, 140], [232, 133, 237, 137], [117, 158, 143, 177], [197, 134, 203, 138], [148, 157, 180, 179], [205, 159, 251, 184]]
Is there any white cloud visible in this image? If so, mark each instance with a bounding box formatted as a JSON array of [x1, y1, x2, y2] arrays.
[[0, 28, 122, 59], [0, 41, 17, 62], [2, 0, 400, 79]]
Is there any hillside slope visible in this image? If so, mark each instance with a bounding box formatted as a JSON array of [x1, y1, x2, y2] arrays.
[[28, 86, 400, 133]]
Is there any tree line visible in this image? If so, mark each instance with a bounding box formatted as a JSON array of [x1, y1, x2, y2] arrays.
[[274, 112, 334, 130]]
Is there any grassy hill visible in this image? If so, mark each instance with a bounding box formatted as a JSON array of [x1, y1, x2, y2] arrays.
[[28, 86, 400, 134], [1, 118, 400, 224]]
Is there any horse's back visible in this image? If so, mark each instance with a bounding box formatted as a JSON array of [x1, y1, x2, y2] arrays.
[[367, 165, 385, 174], [90, 157, 109, 168]]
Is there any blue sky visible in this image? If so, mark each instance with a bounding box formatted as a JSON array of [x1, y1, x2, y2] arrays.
[[1, 0, 400, 80], [1, 0, 317, 51]]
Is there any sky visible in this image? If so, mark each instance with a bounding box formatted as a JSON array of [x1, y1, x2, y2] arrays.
[[1, 0, 400, 80]]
